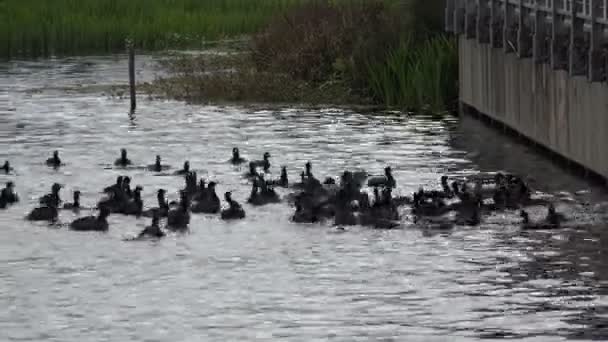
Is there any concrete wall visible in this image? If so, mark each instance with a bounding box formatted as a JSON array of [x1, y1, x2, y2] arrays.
[[459, 37, 608, 179]]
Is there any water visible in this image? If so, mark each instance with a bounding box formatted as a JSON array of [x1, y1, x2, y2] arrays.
[[1, 55, 608, 341]]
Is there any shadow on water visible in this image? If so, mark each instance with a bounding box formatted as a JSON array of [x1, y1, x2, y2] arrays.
[[1, 55, 608, 341]]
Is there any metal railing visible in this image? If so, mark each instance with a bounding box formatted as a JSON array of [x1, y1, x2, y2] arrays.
[[447, 0, 608, 26]]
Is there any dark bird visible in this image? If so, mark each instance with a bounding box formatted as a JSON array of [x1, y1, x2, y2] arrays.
[[114, 148, 132, 167], [70, 207, 111, 232], [230, 147, 246, 164], [46, 150, 62, 168]]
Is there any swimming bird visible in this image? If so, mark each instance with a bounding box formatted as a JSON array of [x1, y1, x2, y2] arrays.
[[272, 166, 288, 188], [191, 182, 220, 214], [142, 189, 169, 217], [136, 211, 165, 239], [70, 207, 110, 232], [26, 205, 59, 222], [147, 155, 168, 172], [167, 191, 190, 231], [62, 190, 81, 211], [114, 148, 132, 167], [0, 182, 19, 204], [367, 166, 396, 188], [121, 185, 143, 216], [230, 147, 246, 164], [174, 161, 190, 176], [46, 150, 62, 168], [39, 183, 62, 208], [251, 152, 271, 172], [221, 192, 245, 220], [1, 161, 13, 174]]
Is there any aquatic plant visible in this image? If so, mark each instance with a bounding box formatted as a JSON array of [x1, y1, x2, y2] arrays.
[[365, 35, 458, 113]]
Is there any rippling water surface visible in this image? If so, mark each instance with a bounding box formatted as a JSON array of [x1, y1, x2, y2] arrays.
[[2, 55, 608, 341]]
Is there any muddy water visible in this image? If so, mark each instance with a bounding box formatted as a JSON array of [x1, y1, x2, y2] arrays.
[[1, 55, 608, 341]]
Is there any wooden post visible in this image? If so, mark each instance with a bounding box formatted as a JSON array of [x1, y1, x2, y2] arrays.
[[128, 41, 136, 113], [454, 0, 466, 34]]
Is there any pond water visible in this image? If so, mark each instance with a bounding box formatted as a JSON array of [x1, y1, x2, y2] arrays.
[[1, 55, 608, 341]]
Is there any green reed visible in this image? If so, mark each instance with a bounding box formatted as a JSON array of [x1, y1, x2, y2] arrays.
[[365, 35, 458, 113], [0, 0, 308, 58]]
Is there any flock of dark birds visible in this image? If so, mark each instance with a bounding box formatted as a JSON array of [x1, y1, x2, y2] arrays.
[[0, 147, 568, 240]]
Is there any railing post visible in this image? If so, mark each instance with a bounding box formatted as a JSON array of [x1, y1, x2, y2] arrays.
[[490, 0, 499, 47], [478, 0, 491, 43], [569, 0, 585, 76], [550, 0, 561, 69], [533, 0, 547, 63], [504, 0, 514, 52], [517, 0, 532, 57], [465, 0, 477, 38], [446, 0, 455, 32], [588, 0, 603, 81], [455, 0, 466, 34]]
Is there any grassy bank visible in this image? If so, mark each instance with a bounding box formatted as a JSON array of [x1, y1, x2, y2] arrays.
[[0, 0, 308, 58], [147, 0, 457, 113]]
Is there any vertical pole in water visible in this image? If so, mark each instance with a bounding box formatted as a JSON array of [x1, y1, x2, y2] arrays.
[[128, 41, 136, 113]]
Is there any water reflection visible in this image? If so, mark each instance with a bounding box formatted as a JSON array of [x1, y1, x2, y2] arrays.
[[0, 55, 607, 341]]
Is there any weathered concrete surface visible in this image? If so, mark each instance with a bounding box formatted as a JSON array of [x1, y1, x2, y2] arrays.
[[459, 37, 608, 179]]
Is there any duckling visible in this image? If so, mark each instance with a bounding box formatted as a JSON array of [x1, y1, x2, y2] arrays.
[[367, 166, 396, 188], [1, 181, 19, 204], [114, 148, 132, 167], [136, 211, 165, 239], [221, 192, 246, 220], [191, 182, 220, 214], [193, 179, 207, 201], [174, 161, 190, 176], [46, 150, 62, 168], [104, 176, 123, 194], [275, 166, 289, 188], [142, 189, 169, 218], [251, 152, 271, 172], [248, 177, 280, 206], [39, 183, 62, 208], [70, 207, 110, 232], [292, 171, 307, 189], [441, 176, 453, 197], [230, 147, 246, 164], [334, 189, 357, 226], [304, 161, 313, 179], [245, 162, 259, 179], [121, 186, 143, 216], [147, 155, 168, 172], [121, 176, 133, 199], [1, 161, 13, 174], [26, 205, 59, 222], [167, 191, 190, 231], [323, 177, 336, 185], [62, 190, 81, 211], [520, 210, 558, 230]]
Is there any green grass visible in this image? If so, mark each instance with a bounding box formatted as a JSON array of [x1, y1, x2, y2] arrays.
[[0, 0, 309, 58], [365, 35, 458, 113]]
